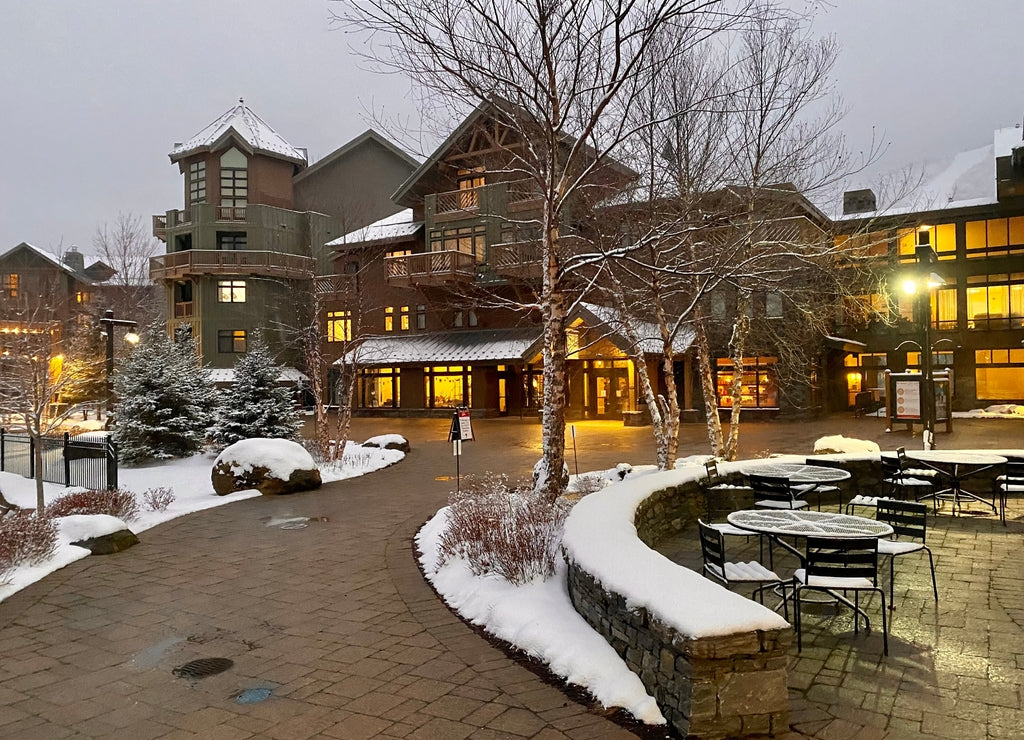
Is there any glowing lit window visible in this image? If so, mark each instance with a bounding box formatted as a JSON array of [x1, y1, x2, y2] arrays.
[[327, 311, 352, 342], [715, 356, 778, 408], [384, 306, 394, 332], [217, 280, 246, 303], [217, 329, 247, 353]]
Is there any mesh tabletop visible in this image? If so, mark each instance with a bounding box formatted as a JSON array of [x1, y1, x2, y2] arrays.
[[740, 462, 851, 484], [726, 509, 893, 538]]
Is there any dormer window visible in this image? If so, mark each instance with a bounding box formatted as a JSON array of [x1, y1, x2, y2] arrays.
[[188, 161, 206, 205]]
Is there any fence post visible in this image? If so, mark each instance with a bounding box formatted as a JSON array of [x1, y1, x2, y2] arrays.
[[63, 432, 71, 487], [106, 438, 118, 490], [1, 428, 5, 472], [29, 435, 35, 479]]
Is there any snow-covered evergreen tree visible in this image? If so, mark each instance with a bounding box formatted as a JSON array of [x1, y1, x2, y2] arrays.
[[209, 329, 301, 447], [111, 324, 217, 464]]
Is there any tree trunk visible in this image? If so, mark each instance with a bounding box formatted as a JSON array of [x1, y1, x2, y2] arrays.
[[538, 216, 568, 501], [724, 294, 751, 461], [333, 364, 357, 461], [693, 307, 724, 457], [33, 430, 45, 512]]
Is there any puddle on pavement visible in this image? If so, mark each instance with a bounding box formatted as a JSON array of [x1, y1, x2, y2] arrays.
[[234, 687, 273, 704], [263, 516, 329, 530], [128, 637, 185, 669]]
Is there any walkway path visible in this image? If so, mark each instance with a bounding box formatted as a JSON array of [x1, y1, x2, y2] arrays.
[[2, 415, 1021, 738], [0, 420, 637, 739]]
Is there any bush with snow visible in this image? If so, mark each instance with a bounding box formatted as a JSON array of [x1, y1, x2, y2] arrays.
[[47, 488, 140, 521], [437, 473, 569, 585], [212, 438, 322, 495], [0, 511, 57, 579], [570, 473, 606, 496], [141, 486, 175, 513], [208, 330, 302, 448]]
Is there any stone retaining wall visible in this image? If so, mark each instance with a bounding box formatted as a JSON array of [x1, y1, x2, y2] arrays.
[[565, 471, 790, 739]]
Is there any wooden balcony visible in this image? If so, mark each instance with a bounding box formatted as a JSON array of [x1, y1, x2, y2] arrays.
[[152, 208, 192, 239], [490, 241, 544, 280], [149, 250, 314, 281], [315, 273, 358, 297], [429, 180, 541, 223], [385, 250, 478, 286]]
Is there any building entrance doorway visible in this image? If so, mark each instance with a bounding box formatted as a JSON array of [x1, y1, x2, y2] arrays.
[[584, 360, 632, 419]]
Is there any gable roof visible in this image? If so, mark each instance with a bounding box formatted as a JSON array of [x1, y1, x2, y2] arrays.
[[294, 129, 420, 186], [170, 100, 307, 166], [0, 243, 114, 286], [391, 99, 636, 208]]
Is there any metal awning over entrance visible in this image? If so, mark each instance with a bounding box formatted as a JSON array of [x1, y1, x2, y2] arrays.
[[339, 328, 541, 366]]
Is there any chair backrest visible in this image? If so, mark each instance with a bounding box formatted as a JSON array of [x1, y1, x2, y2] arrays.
[[880, 454, 902, 480], [697, 519, 727, 576], [804, 536, 879, 584], [1005, 460, 1024, 482], [895, 447, 912, 472], [704, 459, 721, 484], [876, 499, 927, 542], [748, 473, 795, 503]]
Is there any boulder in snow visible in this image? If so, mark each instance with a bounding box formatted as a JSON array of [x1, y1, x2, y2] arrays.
[[212, 438, 322, 496], [362, 434, 410, 453], [61, 514, 140, 555], [813, 435, 880, 454]]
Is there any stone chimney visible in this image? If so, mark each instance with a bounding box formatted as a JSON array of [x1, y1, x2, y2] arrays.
[[843, 188, 877, 215], [62, 247, 85, 273]]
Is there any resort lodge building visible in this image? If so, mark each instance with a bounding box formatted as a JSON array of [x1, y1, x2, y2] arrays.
[[833, 122, 1024, 413]]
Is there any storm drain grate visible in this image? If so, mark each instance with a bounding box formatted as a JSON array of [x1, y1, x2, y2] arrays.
[[172, 657, 234, 680], [235, 687, 273, 704]]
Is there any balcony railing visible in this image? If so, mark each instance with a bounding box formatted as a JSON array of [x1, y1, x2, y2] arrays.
[[385, 250, 477, 286], [490, 241, 545, 279], [430, 180, 541, 222], [149, 250, 315, 281], [152, 208, 193, 239], [173, 301, 194, 319], [314, 273, 358, 297]]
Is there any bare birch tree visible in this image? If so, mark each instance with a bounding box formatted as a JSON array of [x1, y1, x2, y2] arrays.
[[336, 0, 754, 497]]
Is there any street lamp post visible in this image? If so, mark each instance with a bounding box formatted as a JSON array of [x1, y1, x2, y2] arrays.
[[99, 309, 139, 409], [913, 232, 938, 449]]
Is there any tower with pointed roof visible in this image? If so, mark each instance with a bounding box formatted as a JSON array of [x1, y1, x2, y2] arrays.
[[150, 101, 417, 372]]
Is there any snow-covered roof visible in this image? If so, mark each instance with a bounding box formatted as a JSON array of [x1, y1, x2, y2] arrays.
[[0, 242, 102, 285], [831, 124, 1024, 222], [170, 100, 307, 165], [338, 328, 541, 366], [577, 302, 695, 355], [207, 367, 308, 384], [326, 209, 423, 248]]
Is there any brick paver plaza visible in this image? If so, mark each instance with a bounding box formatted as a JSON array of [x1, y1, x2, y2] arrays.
[[0, 415, 1021, 738]]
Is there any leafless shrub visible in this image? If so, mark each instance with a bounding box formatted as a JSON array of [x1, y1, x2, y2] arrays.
[[571, 474, 606, 497], [47, 488, 140, 521], [437, 473, 570, 585], [141, 487, 175, 513], [0, 511, 58, 579]]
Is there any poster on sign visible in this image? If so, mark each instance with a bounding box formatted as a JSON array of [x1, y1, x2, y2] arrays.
[[895, 380, 920, 420], [457, 408, 474, 441]]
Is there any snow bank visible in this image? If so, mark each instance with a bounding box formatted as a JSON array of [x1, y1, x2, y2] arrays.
[[56, 514, 129, 542], [561, 464, 789, 639], [418, 509, 665, 725], [364, 433, 407, 447], [214, 438, 315, 480]]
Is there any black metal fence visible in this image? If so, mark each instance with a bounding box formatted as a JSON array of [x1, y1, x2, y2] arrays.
[[0, 429, 118, 490]]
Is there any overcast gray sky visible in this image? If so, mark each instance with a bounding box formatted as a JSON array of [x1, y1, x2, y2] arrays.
[[2, 0, 1022, 254]]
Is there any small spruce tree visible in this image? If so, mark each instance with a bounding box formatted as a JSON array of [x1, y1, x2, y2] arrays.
[[209, 330, 301, 447], [111, 324, 217, 464]]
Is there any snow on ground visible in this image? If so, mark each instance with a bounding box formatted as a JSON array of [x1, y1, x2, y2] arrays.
[[813, 435, 881, 453], [0, 439, 405, 604], [214, 438, 318, 480], [417, 508, 666, 725]]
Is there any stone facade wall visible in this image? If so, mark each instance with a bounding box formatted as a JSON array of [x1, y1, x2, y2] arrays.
[[566, 473, 792, 738], [566, 563, 790, 738]]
